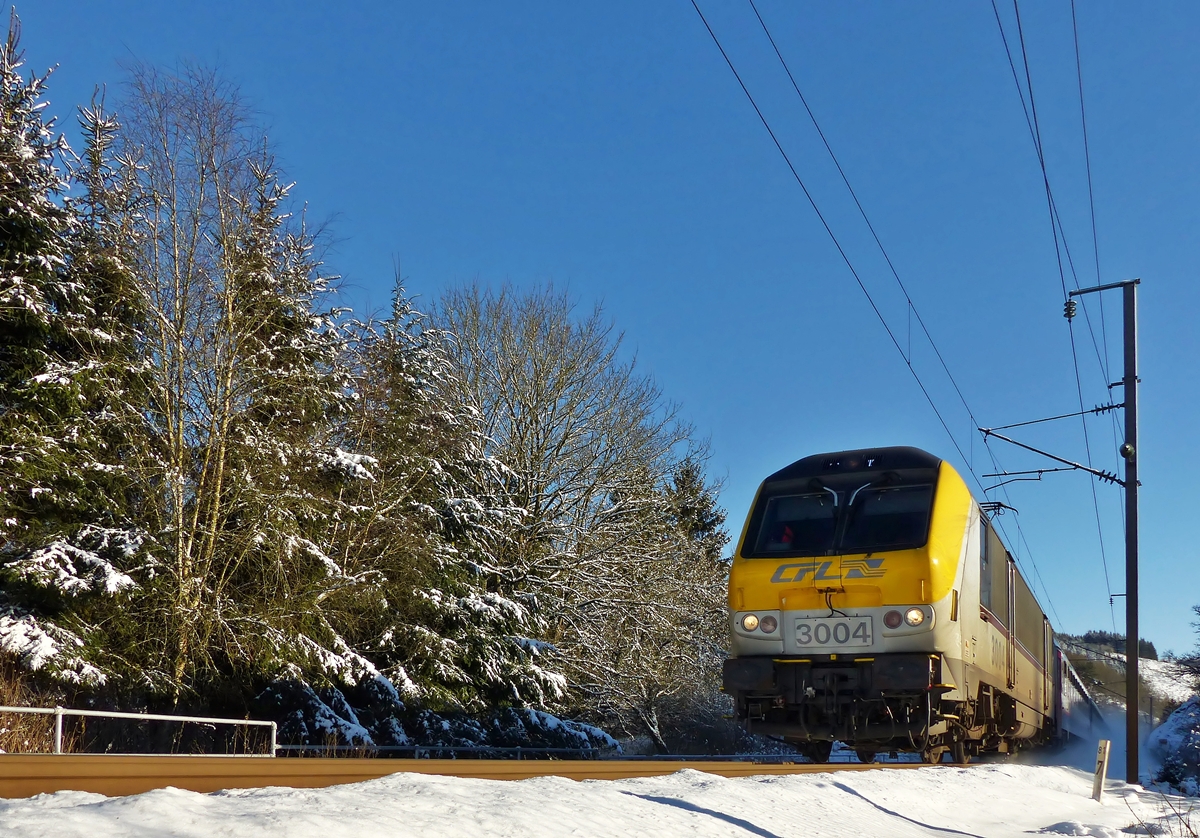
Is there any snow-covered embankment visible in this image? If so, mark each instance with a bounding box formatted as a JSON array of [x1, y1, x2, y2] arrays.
[[0, 763, 1190, 838]]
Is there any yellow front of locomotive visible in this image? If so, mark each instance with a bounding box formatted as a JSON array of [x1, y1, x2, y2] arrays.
[[722, 447, 973, 757]]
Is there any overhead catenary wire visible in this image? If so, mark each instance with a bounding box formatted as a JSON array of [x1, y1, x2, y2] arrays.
[[983, 403, 1122, 432], [1071, 0, 1116, 394], [733, 0, 1061, 624], [1068, 0, 1122, 634], [1013, 0, 1116, 626], [1070, 0, 1127, 535], [686, 1, 978, 473], [990, 0, 1112, 387], [993, 0, 1119, 630], [691, 0, 1065, 622]]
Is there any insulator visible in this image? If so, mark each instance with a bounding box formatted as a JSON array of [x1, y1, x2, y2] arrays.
[[1064, 299, 1077, 320]]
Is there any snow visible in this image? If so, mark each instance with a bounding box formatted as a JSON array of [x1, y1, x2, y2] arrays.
[[291, 633, 381, 684], [0, 612, 61, 671], [322, 447, 378, 481], [0, 611, 106, 686], [1148, 696, 1200, 794], [1141, 660, 1197, 706], [1063, 644, 1197, 708], [0, 763, 1191, 837], [8, 540, 135, 596], [1149, 697, 1200, 763]]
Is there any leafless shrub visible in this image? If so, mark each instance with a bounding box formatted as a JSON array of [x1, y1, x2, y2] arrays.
[[1126, 793, 1198, 836], [0, 659, 75, 753]]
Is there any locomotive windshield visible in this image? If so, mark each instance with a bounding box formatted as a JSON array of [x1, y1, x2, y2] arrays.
[[840, 485, 934, 553], [747, 482, 933, 558], [742, 448, 940, 559], [753, 492, 837, 555]]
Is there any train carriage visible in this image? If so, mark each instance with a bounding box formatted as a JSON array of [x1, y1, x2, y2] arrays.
[[722, 446, 1095, 763]]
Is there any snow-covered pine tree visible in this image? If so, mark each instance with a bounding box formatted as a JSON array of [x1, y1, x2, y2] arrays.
[[0, 14, 144, 689], [664, 455, 728, 565], [338, 286, 566, 713], [0, 12, 75, 546], [201, 153, 380, 692], [104, 64, 373, 700]]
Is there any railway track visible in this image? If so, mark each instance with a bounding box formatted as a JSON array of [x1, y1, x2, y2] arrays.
[[0, 754, 957, 799]]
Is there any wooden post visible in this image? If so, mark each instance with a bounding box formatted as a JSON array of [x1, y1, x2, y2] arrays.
[[1092, 739, 1111, 801]]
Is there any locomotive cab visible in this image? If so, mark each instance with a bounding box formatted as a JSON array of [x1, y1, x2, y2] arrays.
[[723, 446, 1054, 763]]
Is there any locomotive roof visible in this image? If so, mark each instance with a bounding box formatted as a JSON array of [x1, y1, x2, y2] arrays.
[[764, 446, 942, 483]]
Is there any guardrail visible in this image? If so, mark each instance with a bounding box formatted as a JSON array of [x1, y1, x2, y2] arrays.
[[0, 705, 277, 756]]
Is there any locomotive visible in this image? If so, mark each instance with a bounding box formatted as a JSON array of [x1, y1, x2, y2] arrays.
[[722, 446, 1100, 763]]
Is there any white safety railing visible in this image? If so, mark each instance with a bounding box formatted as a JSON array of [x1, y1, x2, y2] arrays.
[[0, 705, 277, 756]]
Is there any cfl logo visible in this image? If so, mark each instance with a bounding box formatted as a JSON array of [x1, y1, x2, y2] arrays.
[[842, 558, 886, 579], [770, 558, 885, 583]]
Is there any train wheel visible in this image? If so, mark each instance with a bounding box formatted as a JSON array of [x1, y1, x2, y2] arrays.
[[920, 745, 946, 764], [854, 749, 877, 764], [951, 739, 968, 765]]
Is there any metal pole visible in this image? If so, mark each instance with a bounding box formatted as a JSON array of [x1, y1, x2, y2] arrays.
[[53, 706, 63, 755], [1123, 279, 1139, 784], [1068, 277, 1141, 784]]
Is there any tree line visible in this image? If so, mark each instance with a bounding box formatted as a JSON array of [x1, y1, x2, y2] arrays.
[[0, 15, 729, 752]]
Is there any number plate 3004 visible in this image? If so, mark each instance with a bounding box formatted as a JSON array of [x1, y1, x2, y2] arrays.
[[795, 617, 873, 648]]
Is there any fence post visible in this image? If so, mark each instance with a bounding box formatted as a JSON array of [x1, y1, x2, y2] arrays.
[[270, 722, 278, 758], [53, 706, 63, 755]]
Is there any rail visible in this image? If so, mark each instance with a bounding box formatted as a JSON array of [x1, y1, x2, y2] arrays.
[[271, 746, 858, 762], [0, 753, 952, 799], [0, 705, 277, 756], [275, 744, 606, 758]]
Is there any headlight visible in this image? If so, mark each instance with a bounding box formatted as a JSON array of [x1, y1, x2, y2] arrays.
[[904, 608, 926, 626], [760, 615, 778, 633], [884, 610, 903, 629], [741, 614, 760, 631]]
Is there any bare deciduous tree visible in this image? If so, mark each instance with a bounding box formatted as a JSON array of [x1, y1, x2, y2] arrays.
[[434, 283, 729, 748]]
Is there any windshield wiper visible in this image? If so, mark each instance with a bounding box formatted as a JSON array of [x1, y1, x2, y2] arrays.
[[847, 482, 873, 506], [808, 478, 839, 508], [846, 471, 902, 509]]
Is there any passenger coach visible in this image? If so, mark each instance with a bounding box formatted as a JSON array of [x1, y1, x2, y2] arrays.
[[722, 446, 1095, 763]]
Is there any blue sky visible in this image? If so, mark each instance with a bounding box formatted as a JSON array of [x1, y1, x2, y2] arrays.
[[21, 2, 1200, 654]]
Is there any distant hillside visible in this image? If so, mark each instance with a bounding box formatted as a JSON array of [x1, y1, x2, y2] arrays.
[[1058, 634, 1196, 724], [1059, 630, 1158, 660]]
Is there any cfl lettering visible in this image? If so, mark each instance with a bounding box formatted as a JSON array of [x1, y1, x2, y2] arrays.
[[770, 558, 885, 584]]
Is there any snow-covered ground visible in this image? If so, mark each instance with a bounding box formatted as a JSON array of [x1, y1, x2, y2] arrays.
[[0, 763, 1194, 838], [1148, 696, 1200, 796], [0, 654, 1192, 836]]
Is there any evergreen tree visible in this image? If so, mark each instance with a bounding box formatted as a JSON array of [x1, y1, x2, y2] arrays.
[[0, 12, 74, 546], [0, 14, 118, 688], [665, 456, 728, 564], [0, 26, 725, 752], [338, 287, 565, 711]]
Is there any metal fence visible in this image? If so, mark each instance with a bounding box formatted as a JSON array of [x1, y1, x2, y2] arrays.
[[0, 705, 277, 756]]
